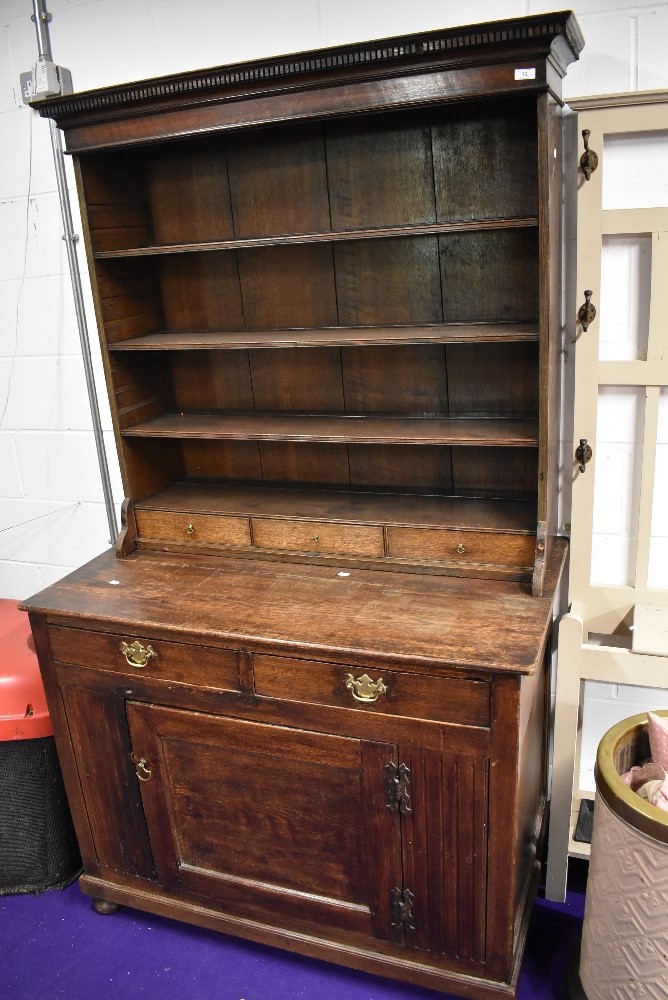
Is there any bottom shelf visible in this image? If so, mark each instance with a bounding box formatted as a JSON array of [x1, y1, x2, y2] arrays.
[[131, 482, 538, 579]]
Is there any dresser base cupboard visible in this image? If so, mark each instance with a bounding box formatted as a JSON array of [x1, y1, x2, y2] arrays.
[[23, 13, 582, 999]]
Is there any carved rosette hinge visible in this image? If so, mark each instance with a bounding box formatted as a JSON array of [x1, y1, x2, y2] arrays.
[[386, 762, 411, 814], [390, 887, 416, 933]]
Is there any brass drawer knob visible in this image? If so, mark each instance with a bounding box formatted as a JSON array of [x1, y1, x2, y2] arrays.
[[456, 543, 466, 554], [345, 673, 387, 703], [120, 640, 156, 668]]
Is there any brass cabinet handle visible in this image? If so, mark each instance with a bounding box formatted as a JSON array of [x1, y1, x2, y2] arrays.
[[132, 755, 152, 782], [345, 673, 387, 702], [456, 543, 466, 554], [120, 640, 156, 668], [186, 522, 195, 536]]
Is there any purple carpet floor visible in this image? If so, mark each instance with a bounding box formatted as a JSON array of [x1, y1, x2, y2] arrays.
[[0, 870, 586, 1000]]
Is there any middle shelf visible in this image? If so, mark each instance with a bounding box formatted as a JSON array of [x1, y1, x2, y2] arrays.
[[120, 412, 539, 447]]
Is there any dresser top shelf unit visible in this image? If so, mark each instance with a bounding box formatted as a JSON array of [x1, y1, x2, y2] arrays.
[[34, 10, 582, 595]]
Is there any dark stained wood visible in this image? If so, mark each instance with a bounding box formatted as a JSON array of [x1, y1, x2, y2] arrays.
[[238, 244, 338, 329], [107, 323, 540, 351], [181, 440, 263, 481], [341, 345, 449, 415], [121, 412, 540, 446], [171, 350, 254, 411], [92, 217, 538, 258], [58, 678, 154, 879], [50, 623, 241, 690], [24, 16, 581, 998], [147, 146, 235, 245], [336, 236, 442, 326], [439, 229, 539, 324], [126, 702, 391, 935], [327, 117, 436, 230], [446, 342, 539, 418], [348, 444, 454, 490], [451, 446, 538, 496], [432, 102, 537, 222], [251, 517, 384, 558], [226, 124, 330, 238], [386, 526, 535, 568], [159, 253, 245, 330], [134, 483, 537, 533], [251, 653, 491, 728], [257, 442, 351, 484], [248, 348, 345, 412], [24, 543, 566, 675]]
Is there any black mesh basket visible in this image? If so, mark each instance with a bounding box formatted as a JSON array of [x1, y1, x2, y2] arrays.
[[0, 735, 81, 894]]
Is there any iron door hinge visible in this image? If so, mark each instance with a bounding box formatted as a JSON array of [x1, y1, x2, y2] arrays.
[[386, 761, 411, 814], [390, 887, 416, 933]]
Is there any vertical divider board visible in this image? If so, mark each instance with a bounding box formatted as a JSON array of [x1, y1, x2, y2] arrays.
[[545, 91, 668, 902]]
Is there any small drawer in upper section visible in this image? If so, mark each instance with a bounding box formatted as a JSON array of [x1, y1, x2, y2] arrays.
[[49, 625, 240, 691], [252, 652, 491, 728], [251, 517, 384, 558], [135, 509, 251, 547], [386, 525, 535, 567]]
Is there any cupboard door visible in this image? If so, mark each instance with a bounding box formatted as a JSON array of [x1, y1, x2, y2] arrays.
[[126, 702, 403, 941]]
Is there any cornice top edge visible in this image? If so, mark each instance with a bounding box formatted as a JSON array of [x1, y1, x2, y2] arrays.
[[567, 88, 668, 110], [34, 11, 583, 121]]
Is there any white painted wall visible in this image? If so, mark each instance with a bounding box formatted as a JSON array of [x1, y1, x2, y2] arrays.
[[1, 3, 667, 635]]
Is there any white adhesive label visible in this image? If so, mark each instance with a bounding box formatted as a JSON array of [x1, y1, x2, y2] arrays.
[[514, 67, 536, 80]]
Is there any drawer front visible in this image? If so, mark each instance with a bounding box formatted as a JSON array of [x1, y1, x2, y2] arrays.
[[136, 509, 251, 546], [251, 517, 384, 558], [253, 653, 490, 728], [386, 525, 535, 567], [49, 625, 240, 691]]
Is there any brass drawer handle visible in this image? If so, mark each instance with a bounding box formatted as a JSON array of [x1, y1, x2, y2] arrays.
[[186, 522, 195, 536], [345, 673, 387, 703], [120, 640, 156, 668], [456, 543, 466, 554]]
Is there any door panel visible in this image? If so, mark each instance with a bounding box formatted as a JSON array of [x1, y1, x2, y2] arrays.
[[400, 747, 488, 968], [126, 702, 402, 938]]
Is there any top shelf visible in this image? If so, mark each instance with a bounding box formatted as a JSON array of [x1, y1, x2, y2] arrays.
[[92, 216, 538, 259]]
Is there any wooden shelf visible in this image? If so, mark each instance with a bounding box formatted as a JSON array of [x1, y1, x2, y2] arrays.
[[121, 412, 539, 446], [93, 216, 538, 259], [136, 482, 537, 533], [108, 323, 540, 351]]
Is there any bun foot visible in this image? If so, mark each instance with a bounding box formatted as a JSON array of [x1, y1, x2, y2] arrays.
[[92, 897, 121, 915]]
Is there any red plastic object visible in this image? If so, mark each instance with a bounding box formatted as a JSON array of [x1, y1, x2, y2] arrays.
[[0, 600, 52, 740]]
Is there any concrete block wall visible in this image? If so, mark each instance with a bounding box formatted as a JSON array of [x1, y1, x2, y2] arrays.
[[1, 2, 668, 785]]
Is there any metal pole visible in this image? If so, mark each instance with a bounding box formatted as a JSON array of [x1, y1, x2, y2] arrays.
[[29, 0, 118, 544], [31, 0, 52, 60]]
